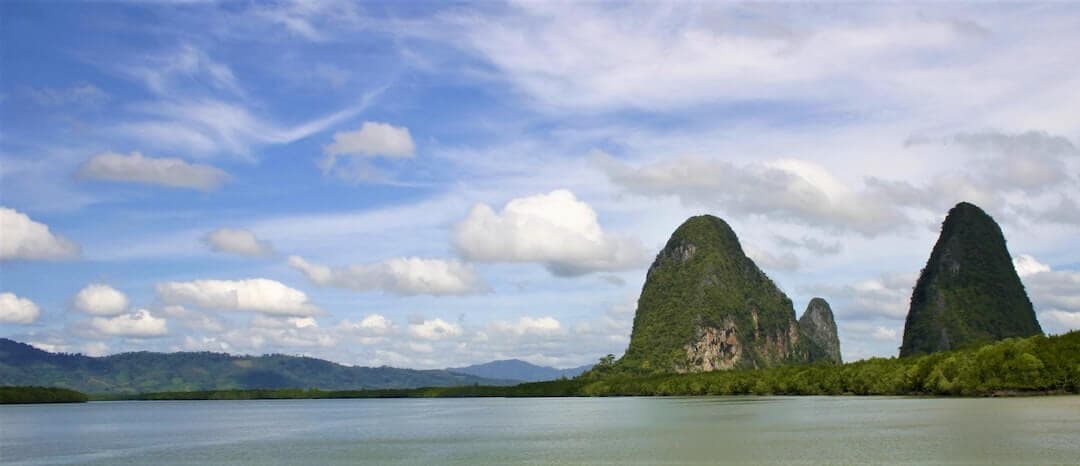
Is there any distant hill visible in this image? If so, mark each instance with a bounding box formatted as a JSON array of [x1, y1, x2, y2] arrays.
[[900, 202, 1043, 357], [448, 359, 593, 382], [0, 338, 514, 394]]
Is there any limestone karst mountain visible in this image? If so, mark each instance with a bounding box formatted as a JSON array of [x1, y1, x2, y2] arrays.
[[616, 215, 820, 373], [899, 202, 1043, 357], [799, 298, 842, 365]]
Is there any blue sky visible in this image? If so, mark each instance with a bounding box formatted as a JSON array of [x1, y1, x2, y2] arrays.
[[2, 1, 1079, 368]]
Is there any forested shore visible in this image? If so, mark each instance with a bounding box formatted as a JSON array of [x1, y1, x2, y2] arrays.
[[90, 331, 1079, 401], [0, 386, 89, 404]]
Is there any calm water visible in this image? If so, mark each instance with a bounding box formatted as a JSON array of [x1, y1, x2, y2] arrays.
[[2, 396, 1079, 465]]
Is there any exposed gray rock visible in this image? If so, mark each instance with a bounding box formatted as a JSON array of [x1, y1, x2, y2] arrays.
[[799, 298, 842, 364]]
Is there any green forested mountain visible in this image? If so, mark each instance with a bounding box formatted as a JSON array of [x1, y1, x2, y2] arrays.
[[900, 202, 1043, 357], [616, 215, 816, 373], [0, 338, 512, 394]]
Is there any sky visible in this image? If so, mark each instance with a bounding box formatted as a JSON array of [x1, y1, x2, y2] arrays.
[[1, 1, 1079, 369]]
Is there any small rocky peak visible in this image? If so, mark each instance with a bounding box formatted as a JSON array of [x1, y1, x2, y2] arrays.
[[798, 298, 842, 364]]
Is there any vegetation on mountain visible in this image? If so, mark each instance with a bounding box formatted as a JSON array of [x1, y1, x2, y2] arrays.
[[616, 215, 812, 374], [579, 331, 1078, 396], [1, 386, 89, 404], [901, 202, 1043, 357], [0, 338, 512, 394]]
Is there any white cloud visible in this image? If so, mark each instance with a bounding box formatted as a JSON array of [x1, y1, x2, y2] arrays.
[[78, 151, 229, 191], [324, 121, 415, 158], [339, 314, 394, 335], [1014, 254, 1052, 278], [320, 122, 415, 180], [1040, 310, 1080, 334], [455, 189, 649, 276], [597, 154, 909, 237], [288, 255, 486, 296], [443, 4, 991, 113], [159, 305, 226, 333], [156, 278, 321, 316], [251, 315, 319, 330], [871, 326, 899, 342], [744, 245, 801, 272], [203, 228, 274, 257], [408, 318, 463, 341], [490, 316, 564, 338], [840, 322, 901, 343], [0, 292, 41, 324], [73, 284, 129, 316], [0, 207, 80, 261], [1009, 254, 1080, 334], [955, 131, 1077, 194], [888, 131, 1080, 211], [91, 309, 168, 338], [118, 97, 371, 159], [807, 272, 916, 320]]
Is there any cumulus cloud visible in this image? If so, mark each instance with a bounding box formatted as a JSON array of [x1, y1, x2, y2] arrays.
[[158, 305, 226, 333], [0, 292, 41, 324], [1014, 254, 1052, 278], [203, 228, 274, 257], [339, 314, 394, 335], [489, 316, 565, 338], [0, 207, 80, 261], [806, 272, 916, 320], [73, 284, 129, 316], [1013, 255, 1080, 334], [325, 122, 415, 158], [596, 154, 908, 237], [408, 318, 463, 341], [91, 309, 168, 338], [156, 278, 321, 316], [181, 316, 337, 352], [288, 255, 486, 296], [251, 315, 319, 330], [320, 122, 415, 180], [454, 189, 649, 276], [78, 151, 229, 191], [1040, 310, 1080, 333]]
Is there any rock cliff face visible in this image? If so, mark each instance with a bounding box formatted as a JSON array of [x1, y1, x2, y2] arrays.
[[899, 202, 1043, 357], [799, 298, 842, 364], [617, 215, 813, 373]]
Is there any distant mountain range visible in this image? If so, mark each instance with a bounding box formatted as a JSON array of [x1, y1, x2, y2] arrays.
[[448, 359, 593, 382], [0, 338, 515, 394]]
